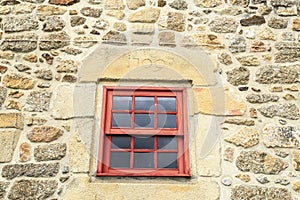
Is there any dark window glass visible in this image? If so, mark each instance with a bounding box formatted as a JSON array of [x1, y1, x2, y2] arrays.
[[110, 152, 130, 168], [157, 114, 176, 128], [112, 96, 132, 110], [111, 135, 131, 149], [158, 136, 177, 150], [157, 97, 176, 111], [134, 114, 154, 128], [157, 153, 177, 168], [135, 97, 154, 111], [112, 113, 131, 128], [134, 136, 154, 149], [134, 153, 154, 168]]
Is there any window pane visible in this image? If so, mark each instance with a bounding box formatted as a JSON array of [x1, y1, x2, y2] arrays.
[[112, 113, 131, 128], [134, 136, 154, 149], [157, 153, 177, 168], [158, 136, 177, 150], [134, 114, 154, 128], [112, 96, 132, 110], [157, 97, 176, 111], [134, 153, 154, 168], [157, 114, 176, 128], [111, 135, 131, 149], [135, 97, 154, 111], [110, 152, 130, 168]]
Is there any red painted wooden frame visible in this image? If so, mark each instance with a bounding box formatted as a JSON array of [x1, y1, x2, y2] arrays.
[[97, 86, 190, 177]]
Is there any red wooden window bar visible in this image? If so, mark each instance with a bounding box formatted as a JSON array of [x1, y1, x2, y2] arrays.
[[97, 86, 190, 177]]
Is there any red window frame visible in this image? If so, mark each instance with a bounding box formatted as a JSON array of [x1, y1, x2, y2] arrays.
[[97, 86, 190, 177]]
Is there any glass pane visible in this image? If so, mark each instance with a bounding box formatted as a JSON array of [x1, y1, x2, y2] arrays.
[[112, 96, 132, 110], [112, 113, 131, 128], [134, 153, 154, 168], [157, 97, 176, 111], [110, 152, 130, 168], [111, 135, 131, 149], [134, 136, 154, 149], [157, 114, 176, 128], [158, 136, 177, 150], [135, 97, 154, 111], [158, 153, 177, 168], [134, 114, 154, 128]]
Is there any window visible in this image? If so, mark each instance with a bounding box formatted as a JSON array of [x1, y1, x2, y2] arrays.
[[97, 86, 190, 177]]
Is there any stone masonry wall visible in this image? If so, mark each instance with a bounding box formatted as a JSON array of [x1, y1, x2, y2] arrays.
[[0, 0, 299, 199]]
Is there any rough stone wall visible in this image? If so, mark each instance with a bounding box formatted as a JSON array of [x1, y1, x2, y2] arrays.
[[0, 0, 299, 199]]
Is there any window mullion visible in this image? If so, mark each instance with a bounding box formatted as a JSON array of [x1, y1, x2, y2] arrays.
[[130, 136, 134, 169], [154, 136, 158, 169], [131, 95, 135, 129]]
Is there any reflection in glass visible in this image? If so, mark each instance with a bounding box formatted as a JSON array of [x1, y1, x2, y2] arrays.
[[158, 153, 177, 168], [158, 136, 177, 150], [134, 114, 154, 128], [157, 97, 176, 111], [135, 97, 154, 111], [134, 153, 154, 168], [111, 135, 131, 149], [157, 114, 176, 128], [110, 152, 130, 168], [112, 113, 131, 128], [134, 136, 154, 149], [112, 96, 132, 110]]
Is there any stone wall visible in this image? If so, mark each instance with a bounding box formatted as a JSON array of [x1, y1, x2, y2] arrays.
[[0, 0, 299, 199]]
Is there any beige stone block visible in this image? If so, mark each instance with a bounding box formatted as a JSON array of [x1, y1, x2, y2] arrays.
[[0, 130, 20, 162], [61, 175, 220, 200], [0, 113, 23, 129], [128, 7, 160, 23], [225, 127, 259, 148], [193, 87, 246, 116]]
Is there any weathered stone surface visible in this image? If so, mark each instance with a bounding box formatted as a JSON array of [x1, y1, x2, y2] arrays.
[[191, 34, 225, 49], [257, 27, 276, 41], [0, 182, 8, 199], [105, 0, 125, 9], [166, 12, 185, 32], [70, 16, 86, 27], [25, 91, 52, 112], [60, 47, 82, 55], [235, 174, 250, 182], [262, 124, 299, 148], [14, 63, 31, 72], [1, 33, 38, 52], [13, 3, 36, 14], [3, 15, 38, 32], [277, 6, 297, 16], [236, 55, 259, 66], [128, 7, 160, 23], [250, 41, 267, 52], [0, 6, 11, 14], [271, 0, 297, 7], [293, 181, 300, 193], [0, 51, 14, 60], [37, 5, 66, 18], [131, 34, 153, 45], [268, 17, 288, 29], [256, 65, 299, 84], [34, 143, 66, 161], [8, 91, 24, 99], [210, 17, 237, 33], [74, 36, 97, 48], [20, 142, 30, 162], [246, 94, 279, 103], [229, 36, 246, 53], [56, 60, 78, 73], [131, 23, 154, 34], [240, 15, 265, 26], [3, 73, 35, 89], [39, 32, 70, 50], [282, 32, 295, 41], [218, 53, 232, 65], [236, 151, 288, 174], [49, 0, 79, 5], [0, 87, 7, 108], [224, 147, 234, 162], [23, 53, 37, 63], [231, 0, 249, 7], [43, 16, 65, 32], [231, 185, 292, 200], [34, 69, 53, 80], [158, 32, 175, 47], [259, 103, 300, 120], [5, 100, 22, 111], [126, 0, 145, 10], [224, 118, 255, 126], [62, 74, 77, 83], [106, 10, 125, 19], [0, 130, 20, 162], [27, 126, 63, 143], [293, 150, 300, 171], [114, 22, 127, 31], [102, 31, 127, 44], [225, 127, 259, 148], [258, 4, 272, 15], [169, 0, 188, 10], [80, 7, 102, 18], [2, 163, 59, 179], [219, 6, 242, 15], [226, 66, 250, 86], [8, 180, 58, 200], [292, 18, 300, 31], [195, 0, 222, 7]]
